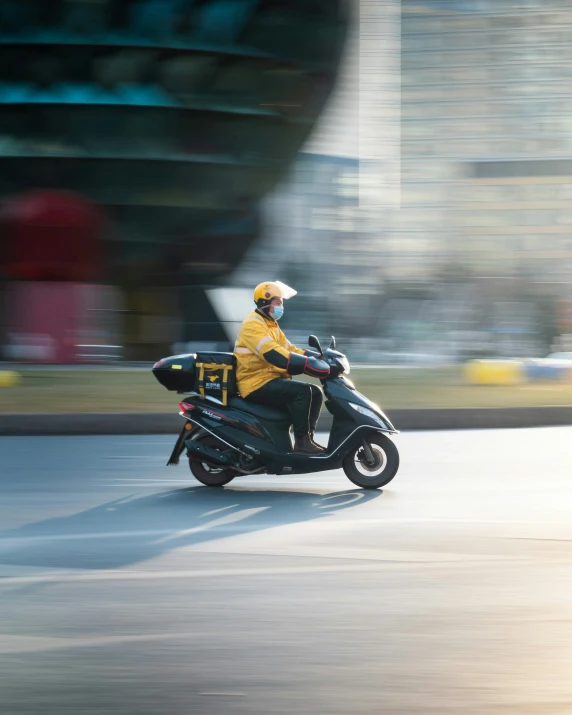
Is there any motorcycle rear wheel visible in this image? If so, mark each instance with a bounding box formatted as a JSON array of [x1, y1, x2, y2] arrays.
[[342, 433, 399, 490], [188, 434, 237, 487]]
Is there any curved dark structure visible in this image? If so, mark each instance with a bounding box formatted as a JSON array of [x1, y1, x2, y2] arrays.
[[0, 0, 349, 282]]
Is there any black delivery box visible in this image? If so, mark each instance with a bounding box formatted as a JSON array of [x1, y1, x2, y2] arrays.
[[152, 352, 237, 403], [152, 354, 198, 393]]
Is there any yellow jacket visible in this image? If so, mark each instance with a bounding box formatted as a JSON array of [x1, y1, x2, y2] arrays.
[[234, 310, 305, 397]]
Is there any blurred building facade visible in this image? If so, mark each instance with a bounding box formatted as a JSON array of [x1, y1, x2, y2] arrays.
[[4, 0, 572, 362], [398, 0, 572, 290], [388, 0, 572, 356], [236, 0, 572, 361]]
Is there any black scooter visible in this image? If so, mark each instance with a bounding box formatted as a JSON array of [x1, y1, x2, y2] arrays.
[[154, 336, 400, 490]]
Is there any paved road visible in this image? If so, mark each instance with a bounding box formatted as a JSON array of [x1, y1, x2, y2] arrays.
[[1, 428, 572, 715]]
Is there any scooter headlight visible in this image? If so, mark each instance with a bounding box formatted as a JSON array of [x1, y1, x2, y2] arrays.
[[338, 356, 350, 375], [349, 402, 383, 425]]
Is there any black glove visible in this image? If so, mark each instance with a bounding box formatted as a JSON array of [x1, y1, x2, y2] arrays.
[[287, 353, 330, 379], [305, 356, 330, 378], [304, 349, 322, 359]]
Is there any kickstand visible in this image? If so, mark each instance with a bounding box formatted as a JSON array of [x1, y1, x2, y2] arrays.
[[167, 423, 192, 466]]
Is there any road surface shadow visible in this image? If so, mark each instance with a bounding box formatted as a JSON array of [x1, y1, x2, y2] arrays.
[[0, 486, 383, 571]]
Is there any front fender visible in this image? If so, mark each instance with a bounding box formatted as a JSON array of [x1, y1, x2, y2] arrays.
[[376, 412, 399, 434], [330, 425, 396, 461]]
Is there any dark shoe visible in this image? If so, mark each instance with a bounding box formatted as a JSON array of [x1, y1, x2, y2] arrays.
[[294, 434, 325, 455], [310, 432, 327, 451]]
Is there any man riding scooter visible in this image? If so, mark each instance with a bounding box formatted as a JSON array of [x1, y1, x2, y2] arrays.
[[153, 288, 400, 488], [234, 281, 331, 454]]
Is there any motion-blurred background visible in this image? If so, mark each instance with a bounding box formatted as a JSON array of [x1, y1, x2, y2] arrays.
[[1, 0, 572, 410]]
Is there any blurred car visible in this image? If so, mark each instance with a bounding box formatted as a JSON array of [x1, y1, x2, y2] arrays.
[[546, 352, 572, 362], [524, 351, 572, 381]]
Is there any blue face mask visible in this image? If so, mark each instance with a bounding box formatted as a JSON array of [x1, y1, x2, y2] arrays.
[[272, 305, 284, 321]]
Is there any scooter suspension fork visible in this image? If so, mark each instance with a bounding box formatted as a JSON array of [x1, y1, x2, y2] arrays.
[[360, 438, 376, 467]]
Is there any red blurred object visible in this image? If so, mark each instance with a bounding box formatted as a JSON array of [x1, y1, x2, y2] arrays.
[[557, 299, 572, 329], [1, 190, 103, 282], [5, 282, 117, 364], [6, 283, 83, 363]]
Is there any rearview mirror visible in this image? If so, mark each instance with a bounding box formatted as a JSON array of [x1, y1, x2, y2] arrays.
[[308, 335, 323, 354]]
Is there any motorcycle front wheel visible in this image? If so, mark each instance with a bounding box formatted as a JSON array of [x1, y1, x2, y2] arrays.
[[342, 433, 399, 490]]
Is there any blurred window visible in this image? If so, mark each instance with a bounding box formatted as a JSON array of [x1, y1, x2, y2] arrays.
[[310, 207, 336, 231], [93, 50, 154, 86], [555, 212, 572, 225], [129, 0, 180, 41], [334, 172, 359, 199], [159, 55, 219, 98], [557, 184, 572, 200], [195, 0, 258, 44], [0, 0, 37, 33], [63, 0, 110, 35], [472, 159, 572, 179]]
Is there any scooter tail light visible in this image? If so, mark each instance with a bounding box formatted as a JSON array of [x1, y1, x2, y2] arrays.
[[179, 401, 195, 412]]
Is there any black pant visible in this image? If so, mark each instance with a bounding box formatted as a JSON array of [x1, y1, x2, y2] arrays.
[[246, 379, 323, 437]]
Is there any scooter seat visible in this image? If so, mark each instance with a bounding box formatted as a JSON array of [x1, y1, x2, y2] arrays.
[[228, 396, 290, 422]]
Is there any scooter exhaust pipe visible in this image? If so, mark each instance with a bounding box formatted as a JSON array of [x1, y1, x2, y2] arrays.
[[185, 439, 235, 467]]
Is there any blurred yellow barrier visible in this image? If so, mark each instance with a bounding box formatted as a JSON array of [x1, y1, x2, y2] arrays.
[[0, 371, 21, 388], [464, 360, 525, 386]]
